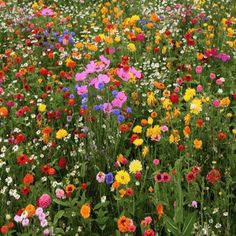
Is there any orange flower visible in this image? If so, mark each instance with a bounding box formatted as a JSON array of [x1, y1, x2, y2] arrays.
[[156, 203, 164, 220], [194, 139, 202, 149], [24, 204, 35, 217], [150, 112, 158, 118], [65, 184, 75, 193], [112, 180, 120, 189], [197, 53, 204, 60], [23, 173, 34, 185], [0, 107, 8, 117], [141, 119, 148, 126], [117, 215, 131, 233], [80, 203, 91, 219], [42, 127, 52, 134], [153, 81, 165, 90], [183, 126, 191, 137], [119, 123, 129, 133]]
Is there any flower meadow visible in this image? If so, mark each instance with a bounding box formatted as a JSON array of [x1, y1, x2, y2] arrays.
[[0, 0, 236, 235]]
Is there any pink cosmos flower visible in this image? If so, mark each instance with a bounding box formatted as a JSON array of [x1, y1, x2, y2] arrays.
[[117, 68, 130, 81], [77, 85, 88, 95], [75, 71, 87, 81], [111, 92, 127, 108], [41, 8, 54, 16], [102, 103, 113, 113], [99, 55, 110, 67], [37, 194, 51, 208], [90, 74, 110, 89]]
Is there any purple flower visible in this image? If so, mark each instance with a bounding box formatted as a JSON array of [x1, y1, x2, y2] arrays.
[[105, 172, 114, 185], [102, 103, 113, 113]]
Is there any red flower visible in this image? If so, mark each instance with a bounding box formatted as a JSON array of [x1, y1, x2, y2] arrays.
[[207, 169, 221, 184], [58, 157, 67, 169], [218, 131, 227, 140], [20, 186, 31, 195], [17, 154, 29, 165], [81, 183, 87, 190], [170, 93, 179, 104], [178, 145, 185, 151], [15, 133, 26, 144], [186, 171, 197, 184]]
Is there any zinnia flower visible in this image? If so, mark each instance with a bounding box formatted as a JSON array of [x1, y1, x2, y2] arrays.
[[115, 170, 130, 185], [129, 160, 142, 174]]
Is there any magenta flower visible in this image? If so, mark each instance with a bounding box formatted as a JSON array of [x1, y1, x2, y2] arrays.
[[37, 194, 51, 208], [117, 68, 130, 81]]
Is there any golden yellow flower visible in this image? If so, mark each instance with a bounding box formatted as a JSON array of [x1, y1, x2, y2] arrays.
[[133, 138, 144, 146], [115, 170, 130, 185], [129, 160, 142, 174], [38, 104, 46, 113], [133, 125, 142, 134], [56, 129, 68, 139]]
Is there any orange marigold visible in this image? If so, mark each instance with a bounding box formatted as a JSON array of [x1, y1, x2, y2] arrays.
[[80, 203, 91, 219]]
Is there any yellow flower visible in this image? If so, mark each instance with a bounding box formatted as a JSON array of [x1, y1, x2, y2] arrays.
[[127, 43, 136, 52], [129, 160, 142, 173], [194, 139, 202, 149], [147, 92, 157, 107], [184, 88, 196, 102], [148, 117, 153, 125], [133, 138, 144, 146], [133, 125, 142, 133], [190, 98, 202, 114], [38, 104, 46, 113], [115, 170, 130, 185], [142, 146, 149, 157], [119, 189, 126, 197], [56, 129, 68, 139], [184, 113, 191, 125], [162, 98, 172, 110], [115, 36, 121, 42], [146, 125, 161, 139]]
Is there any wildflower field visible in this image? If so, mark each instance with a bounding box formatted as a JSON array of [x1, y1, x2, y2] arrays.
[[0, 0, 236, 235]]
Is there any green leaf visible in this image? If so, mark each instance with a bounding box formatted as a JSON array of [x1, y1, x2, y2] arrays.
[[164, 215, 180, 235], [54, 228, 65, 234], [182, 213, 196, 236], [80, 163, 86, 177], [53, 210, 64, 225], [53, 198, 70, 207]]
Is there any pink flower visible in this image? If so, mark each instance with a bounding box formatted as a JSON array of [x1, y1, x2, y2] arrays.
[[174, 87, 180, 93], [195, 65, 203, 74], [153, 159, 160, 166], [37, 194, 51, 208], [196, 85, 203, 92], [111, 92, 127, 108], [144, 216, 152, 225], [191, 201, 198, 208], [102, 103, 113, 113], [90, 74, 110, 89], [209, 73, 216, 80], [96, 171, 105, 183], [216, 79, 223, 85], [55, 188, 65, 199], [213, 100, 220, 107], [35, 207, 43, 216], [75, 72, 87, 81], [117, 68, 130, 81], [22, 218, 29, 227], [176, 77, 183, 85], [77, 85, 88, 95], [161, 125, 169, 132], [41, 8, 54, 16], [99, 55, 110, 67]]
